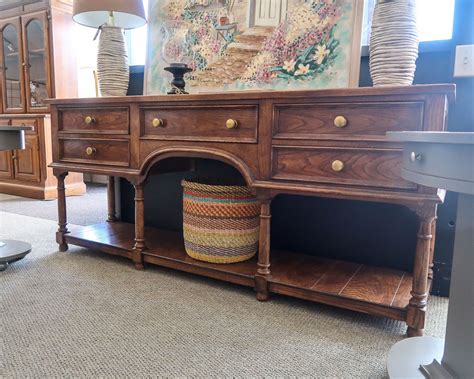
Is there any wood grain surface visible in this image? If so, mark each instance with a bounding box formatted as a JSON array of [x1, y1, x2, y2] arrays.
[[65, 222, 413, 310], [142, 105, 258, 143], [59, 138, 130, 167], [59, 107, 130, 134], [272, 146, 416, 190], [274, 101, 424, 140]]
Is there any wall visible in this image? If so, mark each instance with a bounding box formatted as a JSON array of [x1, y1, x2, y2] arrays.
[[122, 0, 473, 296]]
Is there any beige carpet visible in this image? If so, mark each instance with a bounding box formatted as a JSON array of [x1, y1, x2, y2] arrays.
[[0, 211, 448, 377], [0, 183, 107, 225]]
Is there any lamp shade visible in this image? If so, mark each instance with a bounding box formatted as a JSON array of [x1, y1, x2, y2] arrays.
[[73, 0, 146, 29]]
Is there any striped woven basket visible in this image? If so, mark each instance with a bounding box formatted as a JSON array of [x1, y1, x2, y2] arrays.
[[182, 178, 260, 264]]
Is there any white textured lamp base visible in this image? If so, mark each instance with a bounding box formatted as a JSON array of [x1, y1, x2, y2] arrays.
[[97, 26, 129, 96], [369, 0, 419, 87]]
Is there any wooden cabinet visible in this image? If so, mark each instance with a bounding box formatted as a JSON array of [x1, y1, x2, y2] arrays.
[[0, 12, 51, 114], [0, 118, 14, 179], [0, 2, 75, 114], [13, 133, 41, 182], [49, 85, 455, 337], [0, 17, 25, 113], [11, 118, 41, 184], [0, 151, 14, 179], [0, 114, 85, 199], [0, 1, 84, 199], [21, 11, 51, 113]]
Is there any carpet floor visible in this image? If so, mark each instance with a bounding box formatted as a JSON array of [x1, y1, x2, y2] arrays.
[[0, 211, 448, 377], [0, 183, 107, 226]]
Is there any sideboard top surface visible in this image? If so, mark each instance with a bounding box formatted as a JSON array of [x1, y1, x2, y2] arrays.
[[47, 84, 456, 105]]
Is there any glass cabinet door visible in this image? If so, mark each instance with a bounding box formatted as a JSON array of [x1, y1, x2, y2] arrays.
[[22, 12, 50, 112], [0, 19, 25, 113]]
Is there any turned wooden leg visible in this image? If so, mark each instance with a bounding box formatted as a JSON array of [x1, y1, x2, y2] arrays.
[[407, 205, 436, 337], [256, 197, 272, 301], [55, 172, 69, 252], [132, 183, 146, 270], [107, 176, 116, 222], [428, 217, 437, 281]]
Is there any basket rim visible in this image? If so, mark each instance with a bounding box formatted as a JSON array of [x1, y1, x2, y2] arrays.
[[182, 177, 250, 190]]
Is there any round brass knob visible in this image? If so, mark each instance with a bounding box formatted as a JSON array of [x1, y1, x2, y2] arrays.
[[152, 118, 164, 127], [410, 152, 422, 163], [334, 116, 348, 128], [331, 160, 344, 172], [85, 146, 96, 156], [85, 116, 95, 125], [226, 119, 238, 129]]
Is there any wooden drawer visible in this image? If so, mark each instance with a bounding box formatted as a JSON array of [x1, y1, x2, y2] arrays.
[[274, 102, 424, 140], [11, 118, 38, 134], [59, 107, 129, 134], [59, 138, 129, 167], [272, 146, 416, 190], [142, 105, 258, 143]]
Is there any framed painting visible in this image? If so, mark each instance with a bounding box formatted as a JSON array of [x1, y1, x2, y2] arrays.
[[145, 0, 364, 94]]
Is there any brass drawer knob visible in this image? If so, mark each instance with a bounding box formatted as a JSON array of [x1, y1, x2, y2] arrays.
[[85, 116, 96, 125], [152, 118, 164, 127], [226, 119, 238, 129], [85, 146, 96, 156], [334, 116, 348, 128], [410, 152, 422, 163], [331, 160, 345, 172]]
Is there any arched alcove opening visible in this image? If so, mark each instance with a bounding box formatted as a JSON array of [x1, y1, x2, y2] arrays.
[[120, 157, 249, 231]]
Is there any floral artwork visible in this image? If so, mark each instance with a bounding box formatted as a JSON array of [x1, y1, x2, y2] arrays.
[[145, 0, 363, 94]]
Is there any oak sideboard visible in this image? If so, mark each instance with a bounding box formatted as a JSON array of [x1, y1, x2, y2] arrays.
[[48, 84, 455, 337]]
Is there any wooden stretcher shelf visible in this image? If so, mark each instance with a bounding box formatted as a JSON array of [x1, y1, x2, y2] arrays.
[[66, 222, 413, 319]]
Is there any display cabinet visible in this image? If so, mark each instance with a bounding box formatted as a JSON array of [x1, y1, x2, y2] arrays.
[[0, 0, 84, 199], [0, 17, 25, 113]]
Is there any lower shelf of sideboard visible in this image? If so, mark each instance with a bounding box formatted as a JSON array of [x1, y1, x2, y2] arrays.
[[65, 221, 413, 320]]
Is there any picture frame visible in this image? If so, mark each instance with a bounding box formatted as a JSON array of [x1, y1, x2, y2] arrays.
[[145, 0, 364, 94]]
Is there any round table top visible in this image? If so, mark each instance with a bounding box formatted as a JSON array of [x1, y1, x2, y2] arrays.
[[0, 240, 32, 263], [0, 125, 33, 151], [0, 125, 33, 131], [387, 131, 474, 195], [387, 131, 474, 144]]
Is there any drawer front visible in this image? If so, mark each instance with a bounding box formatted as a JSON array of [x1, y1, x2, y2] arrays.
[[59, 107, 129, 134], [274, 102, 424, 140], [142, 105, 258, 143], [59, 138, 129, 167], [0, 119, 10, 126], [11, 118, 38, 134], [272, 146, 416, 190]]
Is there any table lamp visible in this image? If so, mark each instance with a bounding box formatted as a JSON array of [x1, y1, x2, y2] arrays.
[[73, 0, 146, 97]]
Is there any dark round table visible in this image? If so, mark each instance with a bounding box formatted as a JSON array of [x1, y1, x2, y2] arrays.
[[0, 240, 32, 271], [0, 125, 33, 271]]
